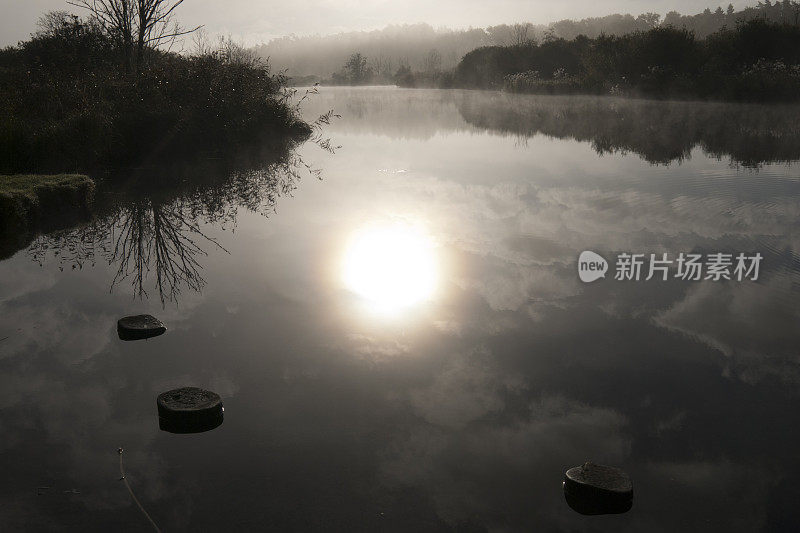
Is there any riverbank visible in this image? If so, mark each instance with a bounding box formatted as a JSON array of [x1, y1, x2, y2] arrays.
[[0, 13, 311, 175], [394, 20, 800, 102], [0, 174, 95, 258]]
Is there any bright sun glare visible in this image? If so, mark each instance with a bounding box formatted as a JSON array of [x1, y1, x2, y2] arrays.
[[343, 222, 437, 311]]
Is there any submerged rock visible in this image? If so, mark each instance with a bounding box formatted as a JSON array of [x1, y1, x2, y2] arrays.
[[563, 462, 633, 515], [117, 315, 166, 341], [157, 387, 223, 434]]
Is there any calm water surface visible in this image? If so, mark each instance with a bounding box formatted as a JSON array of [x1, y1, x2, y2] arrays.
[[1, 87, 799, 531]]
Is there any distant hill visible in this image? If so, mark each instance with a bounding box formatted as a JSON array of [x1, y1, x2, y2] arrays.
[[252, 2, 800, 79]]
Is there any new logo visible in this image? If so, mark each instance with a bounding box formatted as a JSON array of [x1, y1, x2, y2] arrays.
[[578, 251, 608, 283]]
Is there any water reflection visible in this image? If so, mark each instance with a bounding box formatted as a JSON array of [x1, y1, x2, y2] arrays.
[[457, 93, 800, 166], [342, 221, 438, 313], [24, 157, 311, 305], [0, 88, 799, 531], [301, 87, 800, 166]]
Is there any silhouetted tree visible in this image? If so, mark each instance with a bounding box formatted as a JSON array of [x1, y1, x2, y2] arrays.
[[337, 52, 372, 84], [453, 19, 800, 101], [423, 49, 442, 73], [637, 12, 661, 29], [510, 23, 534, 46], [66, 0, 200, 69]]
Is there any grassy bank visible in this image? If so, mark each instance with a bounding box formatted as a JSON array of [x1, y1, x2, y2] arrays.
[[0, 13, 311, 174], [0, 174, 95, 258], [0, 174, 95, 227]]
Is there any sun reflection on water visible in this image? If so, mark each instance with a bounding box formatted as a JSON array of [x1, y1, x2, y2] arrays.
[[342, 221, 438, 313]]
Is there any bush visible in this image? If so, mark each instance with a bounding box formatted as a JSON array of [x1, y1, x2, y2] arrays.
[[0, 14, 311, 174], [504, 70, 587, 94], [0, 174, 94, 234]]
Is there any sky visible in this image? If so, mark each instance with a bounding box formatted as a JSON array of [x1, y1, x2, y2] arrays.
[[0, 0, 753, 47]]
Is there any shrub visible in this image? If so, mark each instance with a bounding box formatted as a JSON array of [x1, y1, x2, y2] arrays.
[[0, 174, 95, 235], [0, 13, 311, 174]]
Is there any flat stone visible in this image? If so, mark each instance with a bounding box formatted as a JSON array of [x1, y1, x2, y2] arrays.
[[117, 315, 166, 341], [563, 462, 633, 515], [157, 387, 224, 434]]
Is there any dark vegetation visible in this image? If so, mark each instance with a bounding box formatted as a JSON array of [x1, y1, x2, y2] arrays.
[[402, 19, 800, 102], [282, 2, 800, 102], [0, 174, 95, 259], [0, 9, 311, 175], [265, 1, 800, 85], [301, 87, 800, 166], [454, 93, 800, 166], [23, 149, 309, 303], [0, 2, 319, 268], [0, 175, 94, 220], [326, 50, 456, 88]]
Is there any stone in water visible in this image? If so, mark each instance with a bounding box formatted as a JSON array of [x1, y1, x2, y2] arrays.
[[157, 387, 223, 434], [563, 462, 633, 515], [117, 315, 166, 341]]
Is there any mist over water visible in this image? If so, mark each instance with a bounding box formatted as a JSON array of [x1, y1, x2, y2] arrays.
[[1, 87, 799, 531]]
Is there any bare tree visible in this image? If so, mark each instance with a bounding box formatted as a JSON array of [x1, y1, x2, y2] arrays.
[[66, 0, 134, 63], [511, 23, 534, 46], [134, 0, 201, 62], [191, 27, 212, 55], [369, 54, 393, 81], [36, 11, 84, 38], [423, 48, 441, 73], [66, 0, 201, 68], [216, 35, 260, 67]]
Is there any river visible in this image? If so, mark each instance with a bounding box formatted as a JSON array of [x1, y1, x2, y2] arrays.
[[0, 87, 799, 531]]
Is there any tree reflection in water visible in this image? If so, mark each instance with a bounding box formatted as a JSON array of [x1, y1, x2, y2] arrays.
[[28, 155, 315, 304], [107, 198, 226, 304], [453, 94, 800, 166]]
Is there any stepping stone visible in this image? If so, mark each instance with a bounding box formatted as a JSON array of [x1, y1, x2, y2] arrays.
[[563, 462, 633, 515], [157, 387, 224, 434], [117, 315, 166, 341]]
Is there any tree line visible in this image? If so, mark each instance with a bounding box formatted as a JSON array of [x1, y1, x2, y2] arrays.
[[257, 1, 800, 82], [450, 18, 800, 101], [327, 17, 800, 102]]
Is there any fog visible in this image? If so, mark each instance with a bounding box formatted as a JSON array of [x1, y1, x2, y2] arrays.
[[0, 0, 754, 47]]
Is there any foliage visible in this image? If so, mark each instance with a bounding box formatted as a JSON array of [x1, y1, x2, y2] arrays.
[[0, 174, 94, 242], [449, 19, 800, 101], [0, 12, 311, 174], [503, 70, 584, 94], [0, 174, 94, 199], [455, 37, 590, 89], [254, 2, 800, 78], [454, 93, 800, 167], [66, 0, 201, 70], [331, 52, 373, 84]]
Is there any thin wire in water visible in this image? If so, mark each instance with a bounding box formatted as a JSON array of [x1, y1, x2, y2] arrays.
[[118, 448, 161, 533]]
